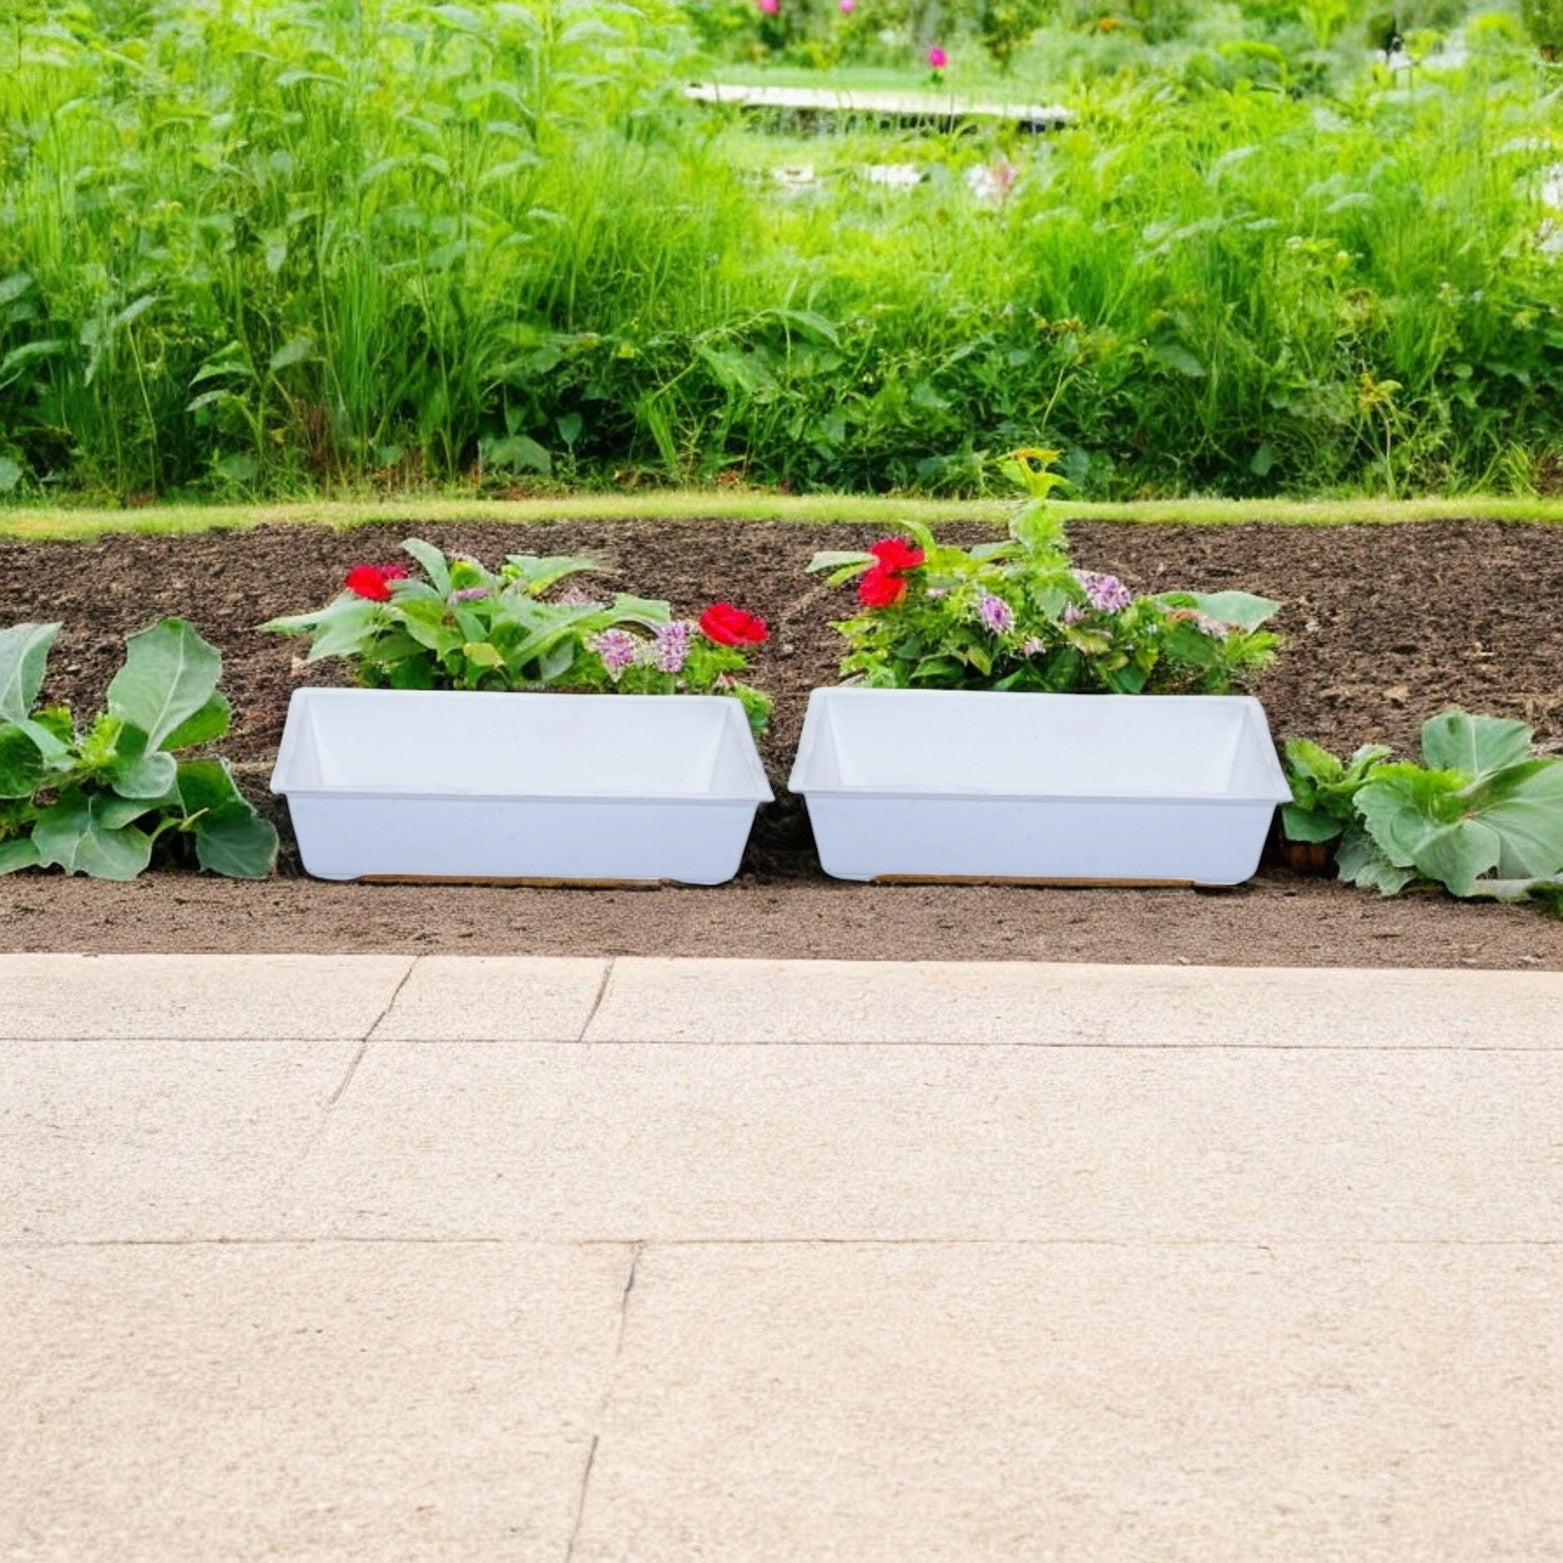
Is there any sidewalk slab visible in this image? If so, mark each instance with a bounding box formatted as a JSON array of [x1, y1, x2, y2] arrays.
[[0, 955, 411, 1040], [573, 1241, 1563, 1563], [0, 1242, 631, 1563], [585, 958, 1563, 1047], [371, 956, 608, 1041], [1, 1040, 354, 1242], [281, 1042, 1563, 1243]]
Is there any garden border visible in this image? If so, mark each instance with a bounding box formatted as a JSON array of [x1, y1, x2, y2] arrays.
[[6, 492, 1563, 544]]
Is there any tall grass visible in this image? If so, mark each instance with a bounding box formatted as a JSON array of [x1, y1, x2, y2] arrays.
[[0, 0, 1560, 499]]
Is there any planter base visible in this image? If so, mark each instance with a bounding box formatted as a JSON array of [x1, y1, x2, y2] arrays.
[[358, 875, 666, 889], [873, 874, 1224, 889]]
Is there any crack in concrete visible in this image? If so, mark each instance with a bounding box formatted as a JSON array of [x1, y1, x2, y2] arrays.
[[575, 958, 616, 1043], [563, 1240, 642, 1563]]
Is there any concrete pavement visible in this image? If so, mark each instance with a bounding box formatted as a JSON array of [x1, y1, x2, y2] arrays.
[[2, 955, 1560, 1560]]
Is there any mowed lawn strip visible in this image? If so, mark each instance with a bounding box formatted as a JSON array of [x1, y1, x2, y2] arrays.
[[6, 492, 1563, 543]]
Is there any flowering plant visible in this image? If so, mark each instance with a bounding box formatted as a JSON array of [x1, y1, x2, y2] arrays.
[[808, 453, 1279, 694], [262, 538, 773, 730]]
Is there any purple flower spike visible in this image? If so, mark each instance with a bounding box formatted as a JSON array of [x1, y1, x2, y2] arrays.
[[1020, 635, 1046, 656], [1074, 570, 1134, 613], [979, 594, 1015, 634], [652, 620, 690, 674], [448, 586, 490, 604], [592, 628, 639, 680]]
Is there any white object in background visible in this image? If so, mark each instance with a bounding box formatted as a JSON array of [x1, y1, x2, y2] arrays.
[[271, 689, 772, 885], [789, 688, 1291, 885]]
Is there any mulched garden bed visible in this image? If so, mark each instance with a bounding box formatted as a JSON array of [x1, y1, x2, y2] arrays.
[[5, 516, 1563, 967]]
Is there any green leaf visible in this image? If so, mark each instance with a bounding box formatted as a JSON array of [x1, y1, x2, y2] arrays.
[[1473, 760, 1563, 880], [0, 722, 46, 798], [1280, 804, 1342, 844], [176, 758, 246, 817], [268, 334, 314, 372], [608, 594, 672, 626], [162, 691, 232, 750], [106, 618, 222, 749], [401, 537, 452, 595], [0, 456, 21, 493], [807, 551, 874, 574], [109, 735, 179, 801], [482, 434, 552, 476], [192, 810, 278, 879], [1336, 826, 1417, 895], [502, 554, 604, 594], [1283, 737, 1344, 787], [1409, 820, 1504, 898], [31, 796, 153, 880], [1148, 341, 1207, 378], [1187, 592, 1280, 631], [1356, 768, 1467, 864], [303, 597, 381, 662], [462, 641, 505, 669], [0, 836, 40, 874], [1420, 710, 1533, 781], [0, 621, 60, 722]]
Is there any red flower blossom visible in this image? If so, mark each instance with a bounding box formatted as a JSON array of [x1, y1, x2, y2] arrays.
[[699, 602, 768, 646], [343, 564, 407, 602], [857, 566, 909, 609], [868, 537, 925, 574]]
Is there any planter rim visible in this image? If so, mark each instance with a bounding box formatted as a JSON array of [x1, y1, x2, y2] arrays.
[[789, 685, 1291, 804], [270, 686, 773, 804]]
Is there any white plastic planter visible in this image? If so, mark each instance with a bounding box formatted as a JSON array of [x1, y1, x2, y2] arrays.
[[271, 689, 772, 885], [789, 688, 1290, 886]]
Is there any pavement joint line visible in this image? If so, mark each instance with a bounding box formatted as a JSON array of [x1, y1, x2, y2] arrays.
[[6, 1236, 1560, 1251], [575, 957, 616, 1043], [563, 1240, 641, 1563]]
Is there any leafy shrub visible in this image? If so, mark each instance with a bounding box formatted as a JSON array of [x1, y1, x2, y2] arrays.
[[262, 539, 773, 730], [807, 452, 1280, 693], [1520, 0, 1563, 54], [1282, 712, 1563, 911], [977, 0, 1053, 66], [0, 619, 278, 880]]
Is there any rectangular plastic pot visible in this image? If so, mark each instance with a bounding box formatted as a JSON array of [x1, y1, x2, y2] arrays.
[[789, 688, 1290, 886], [270, 688, 772, 885]]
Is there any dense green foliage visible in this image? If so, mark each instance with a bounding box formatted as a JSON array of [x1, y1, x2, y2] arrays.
[[1, 0, 1560, 500], [0, 617, 278, 879]]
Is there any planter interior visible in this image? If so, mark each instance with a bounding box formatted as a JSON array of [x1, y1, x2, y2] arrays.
[[271, 688, 772, 885], [790, 688, 1291, 886]]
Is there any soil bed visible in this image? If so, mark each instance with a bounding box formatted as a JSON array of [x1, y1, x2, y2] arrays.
[[5, 517, 1563, 967]]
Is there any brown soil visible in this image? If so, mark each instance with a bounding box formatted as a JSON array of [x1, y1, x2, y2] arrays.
[[4, 517, 1563, 966]]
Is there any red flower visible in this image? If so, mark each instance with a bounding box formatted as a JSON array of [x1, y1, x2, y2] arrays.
[[868, 537, 925, 573], [857, 566, 909, 608], [343, 564, 407, 602], [699, 602, 768, 646]]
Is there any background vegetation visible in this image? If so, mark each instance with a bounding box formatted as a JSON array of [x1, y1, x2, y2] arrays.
[[0, 0, 1559, 502]]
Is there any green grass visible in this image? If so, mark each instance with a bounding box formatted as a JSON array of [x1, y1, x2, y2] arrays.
[[7, 491, 1563, 542], [1, 1, 1560, 504]]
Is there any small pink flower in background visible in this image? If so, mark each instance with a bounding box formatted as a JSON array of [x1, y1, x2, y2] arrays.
[[928, 45, 948, 69], [839, 0, 855, 12], [758, 0, 779, 12]]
